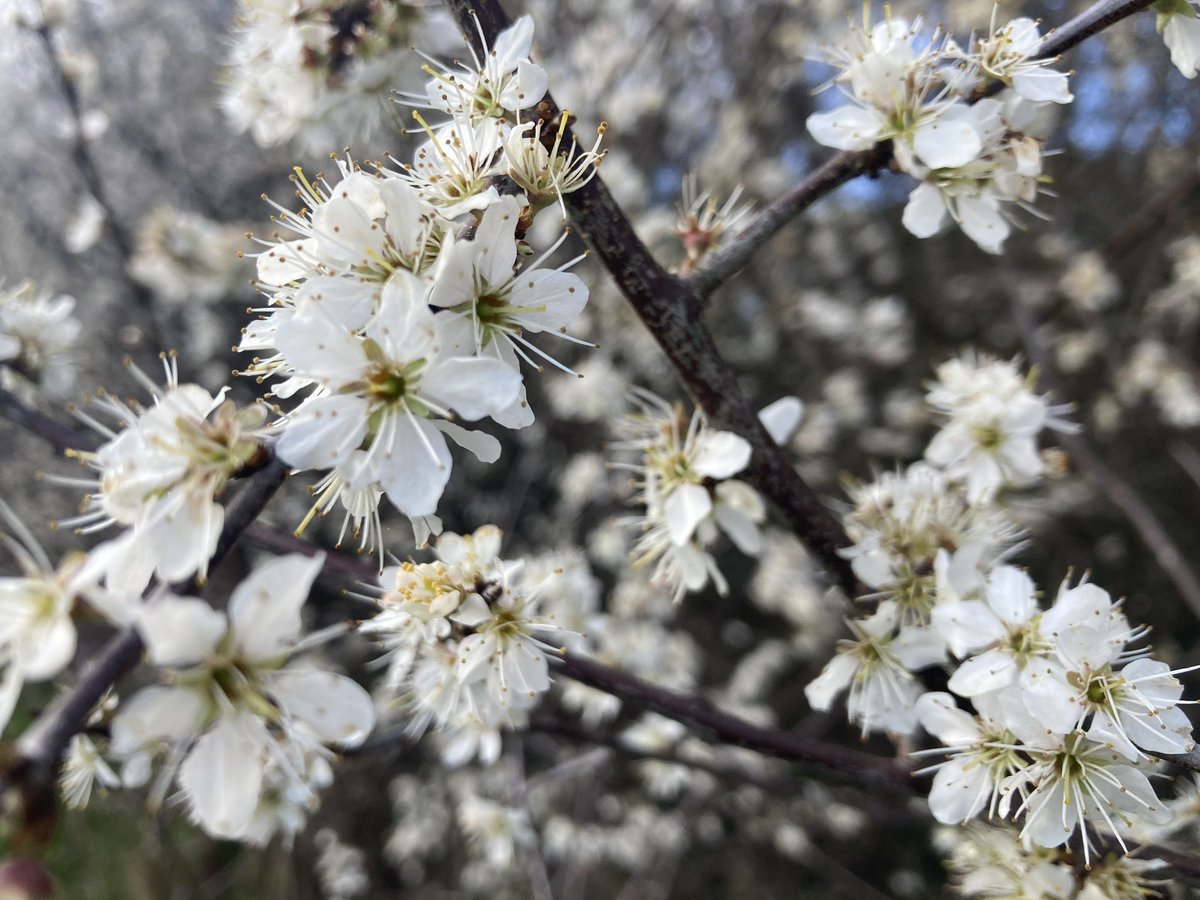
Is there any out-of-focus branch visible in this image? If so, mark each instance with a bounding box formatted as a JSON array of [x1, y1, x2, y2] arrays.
[[686, 0, 1157, 299], [1101, 166, 1200, 264], [0, 387, 98, 454], [438, 0, 860, 595], [1161, 746, 1200, 774], [29, 22, 162, 341], [1004, 272, 1200, 623], [530, 717, 802, 795]]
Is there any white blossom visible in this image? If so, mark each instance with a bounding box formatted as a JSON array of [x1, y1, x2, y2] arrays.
[[110, 554, 375, 841]]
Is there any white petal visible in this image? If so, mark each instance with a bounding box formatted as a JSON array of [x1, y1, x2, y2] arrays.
[[928, 755, 991, 824], [956, 195, 1009, 255], [985, 566, 1038, 626], [229, 553, 325, 662], [805, 106, 884, 151], [178, 713, 267, 839], [757, 396, 803, 444], [691, 430, 751, 478], [1012, 69, 1073, 104], [311, 195, 386, 268], [804, 653, 857, 711], [433, 420, 502, 463], [947, 648, 1017, 696], [902, 182, 947, 238], [377, 419, 452, 517], [916, 692, 981, 745], [110, 685, 206, 755], [422, 357, 523, 421], [277, 395, 369, 471], [16, 615, 76, 681], [1164, 15, 1200, 79], [137, 597, 226, 667], [501, 60, 547, 111], [892, 625, 946, 670], [508, 270, 589, 332], [663, 483, 713, 546], [493, 15, 535, 69], [912, 112, 983, 170], [145, 492, 223, 583], [715, 504, 763, 555], [266, 667, 375, 747], [274, 301, 366, 382], [471, 196, 520, 287]]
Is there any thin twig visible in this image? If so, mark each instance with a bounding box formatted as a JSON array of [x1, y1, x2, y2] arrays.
[[30, 23, 162, 340], [685, 0, 1157, 299], [552, 652, 914, 791], [530, 717, 800, 795]]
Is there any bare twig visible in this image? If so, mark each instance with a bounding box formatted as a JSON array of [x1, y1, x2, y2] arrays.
[[29, 23, 162, 340], [552, 652, 914, 792], [685, 146, 892, 299], [685, 0, 1157, 299], [0, 387, 98, 455], [530, 717, 801, 795]]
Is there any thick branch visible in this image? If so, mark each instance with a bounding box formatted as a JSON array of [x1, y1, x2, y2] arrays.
[[685, 0, 1157, 299], [439, 0, 858, 594]]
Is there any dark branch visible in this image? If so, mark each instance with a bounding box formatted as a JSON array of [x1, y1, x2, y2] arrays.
[[553, 651, 915, 792]]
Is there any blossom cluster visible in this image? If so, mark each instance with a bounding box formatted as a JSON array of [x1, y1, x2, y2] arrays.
[[808, 13, 1072, 252], [221, 0, 446, 151], [612, 389, 802, 603], [358, 525, 586, 766], [59, 355, 274, 593], [242, 16, 604, 559], [101, 553, 374, 843], [807, 352, 1196, 860], [0, 279, 79, 398]]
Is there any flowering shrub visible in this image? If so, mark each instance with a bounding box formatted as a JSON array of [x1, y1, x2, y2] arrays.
[[0, 1, 1198, 897]]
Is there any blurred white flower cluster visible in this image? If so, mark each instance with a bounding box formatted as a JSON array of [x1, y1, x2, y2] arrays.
[[808, 352, 1196, 863], [221, 0, 450, 151], [807, 12, 1072, 252], [0, 279, 79, 398], [242, 16, 604, 560], [360, 525, 591, 766]]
